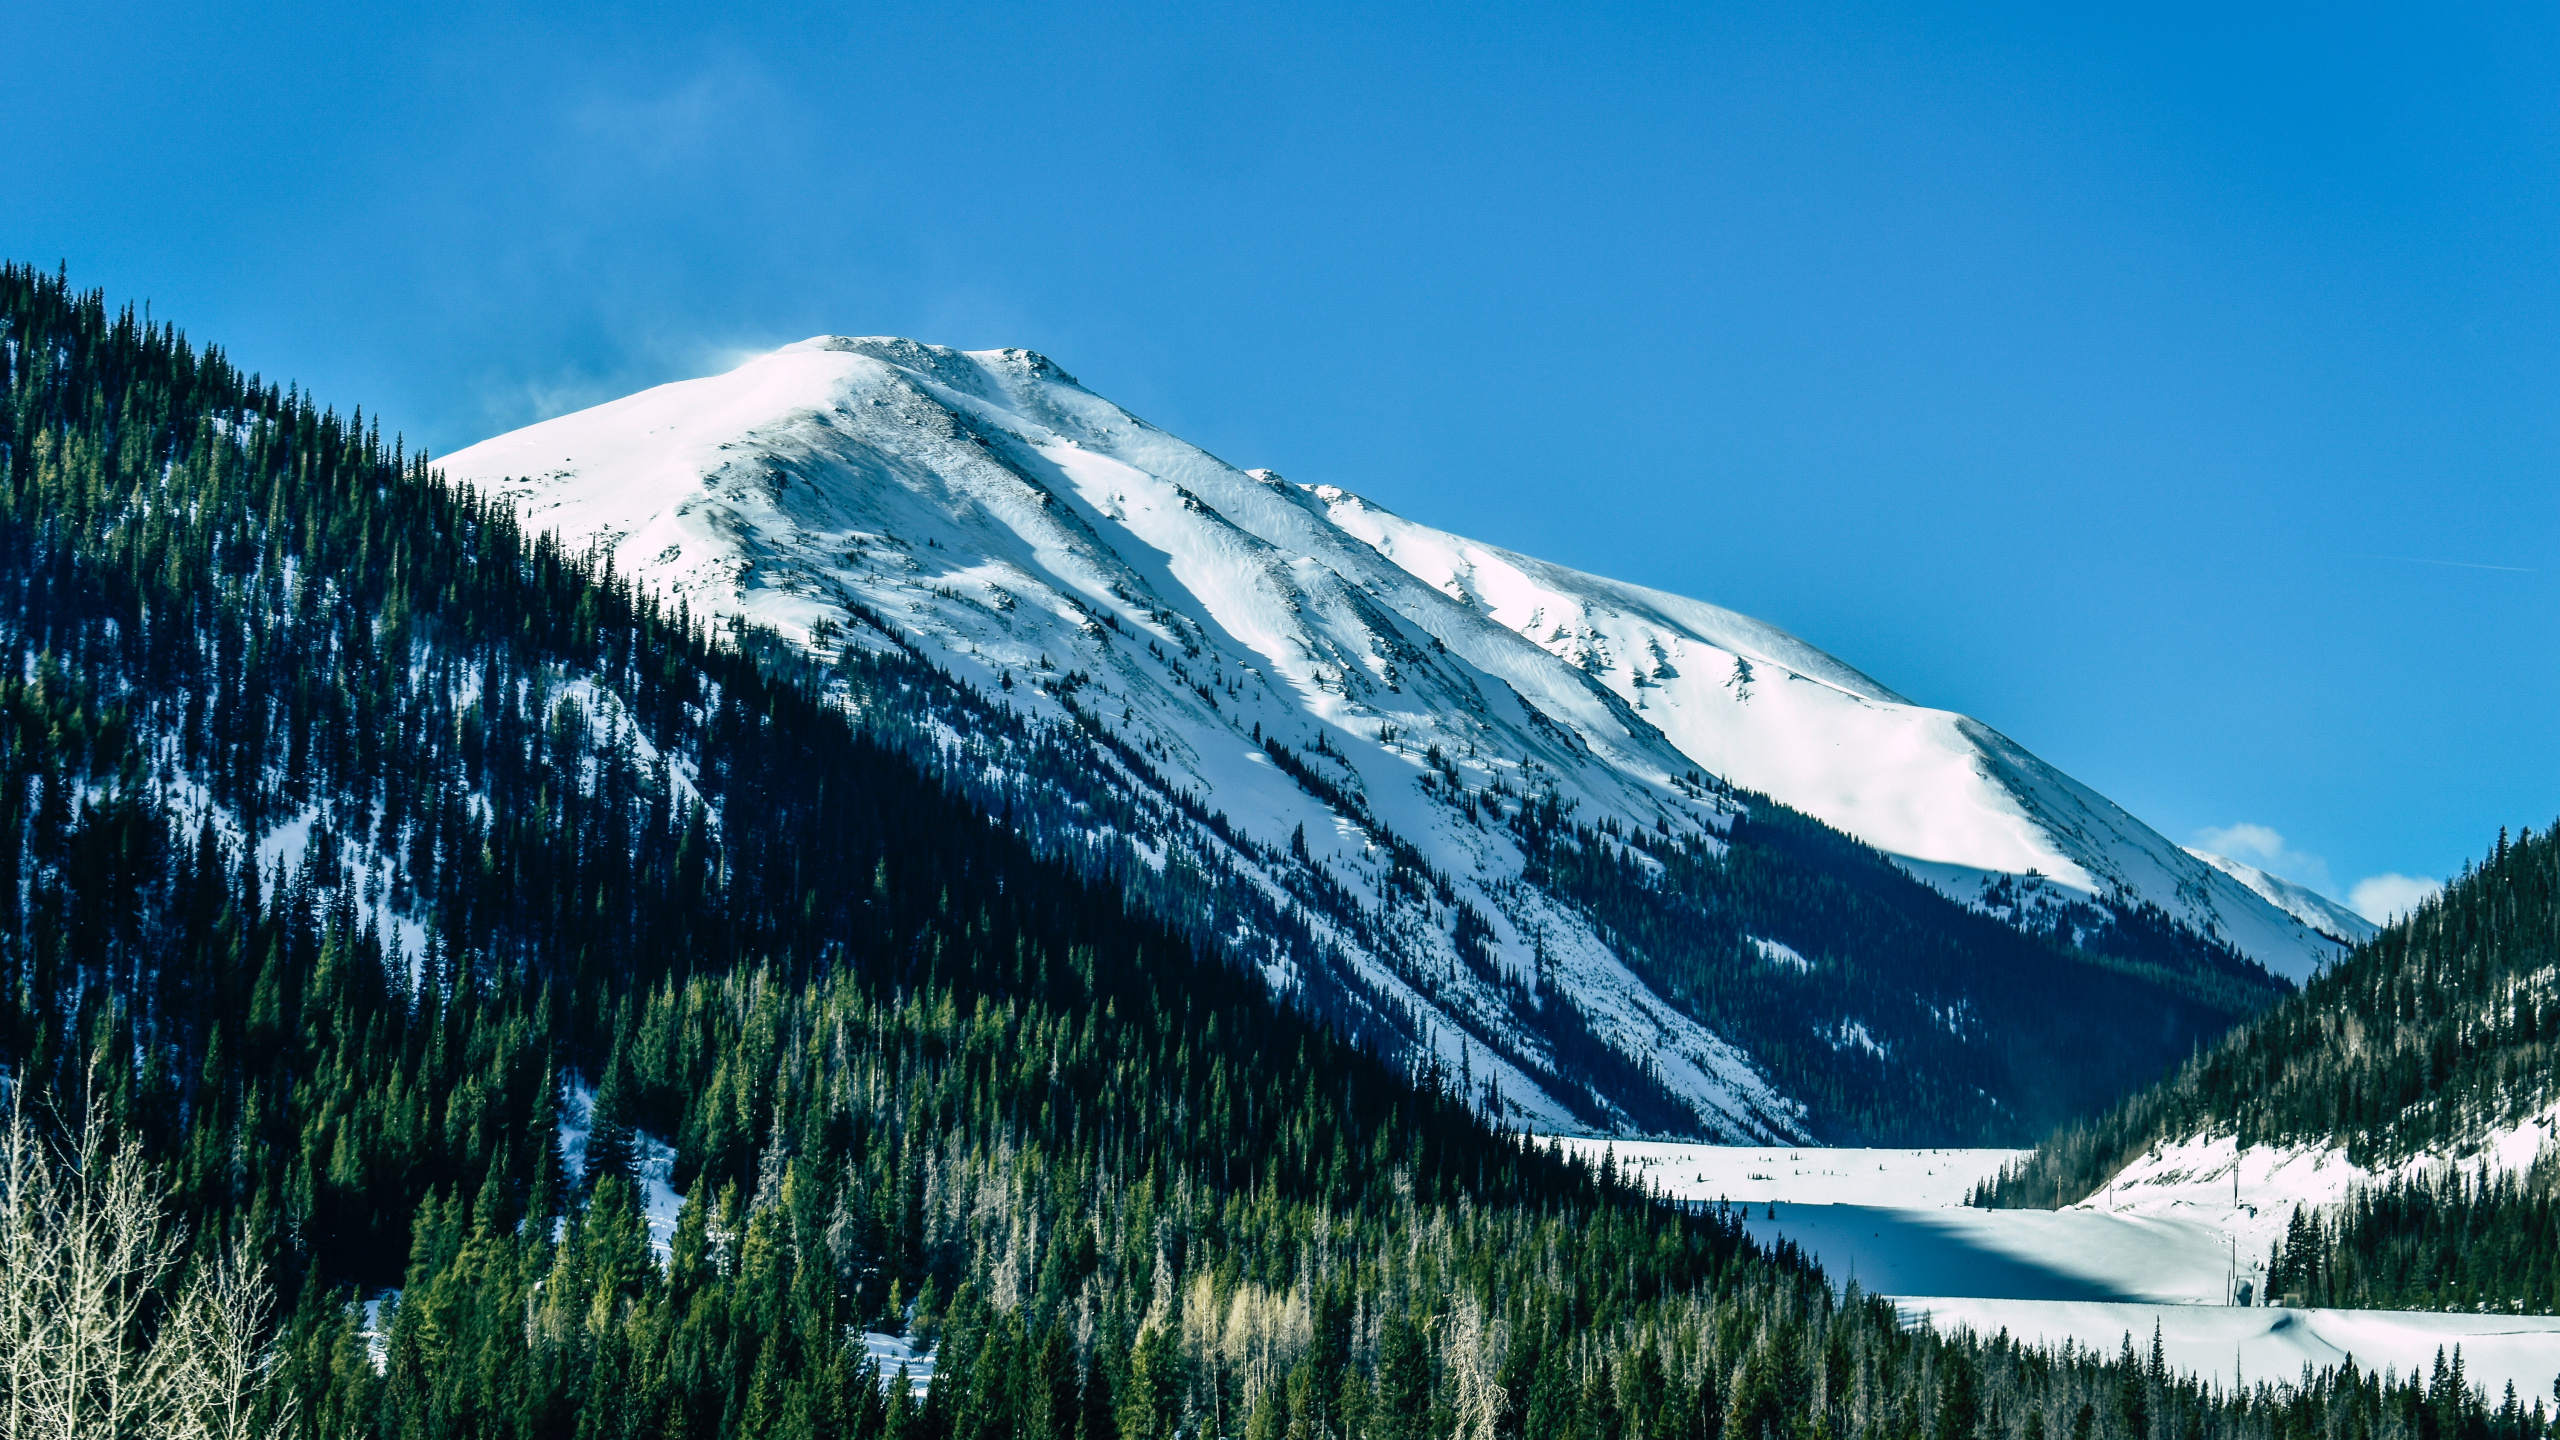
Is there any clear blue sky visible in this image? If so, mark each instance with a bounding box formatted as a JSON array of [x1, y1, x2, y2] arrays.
[[7, 0, 2553, 913]]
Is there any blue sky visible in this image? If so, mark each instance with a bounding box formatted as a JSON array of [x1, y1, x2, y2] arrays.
[[6, 0, 2553, 914]]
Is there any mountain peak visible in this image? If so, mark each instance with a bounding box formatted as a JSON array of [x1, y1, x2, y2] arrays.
[[439, 336, 2345, 1138], [771, 335, 1080, 387]]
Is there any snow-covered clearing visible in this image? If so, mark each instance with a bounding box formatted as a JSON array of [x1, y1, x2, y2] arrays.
[[1558, 1141, 2560, 1399], [861, 1332, 936, 1394], [557, 1075, 688, 1263], [2077, 1100, 2560, 1281], [1894, 1297, 2560, 1401]]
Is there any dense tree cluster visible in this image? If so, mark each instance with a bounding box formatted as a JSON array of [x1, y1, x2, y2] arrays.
[[1, 264, 2550, 1439]]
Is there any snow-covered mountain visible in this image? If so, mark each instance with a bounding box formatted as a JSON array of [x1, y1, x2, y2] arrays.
[[438, 337, 2341, 1139]]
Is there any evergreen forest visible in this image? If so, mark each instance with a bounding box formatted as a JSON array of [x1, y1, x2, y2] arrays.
[[0, 264, 2550, 1440]]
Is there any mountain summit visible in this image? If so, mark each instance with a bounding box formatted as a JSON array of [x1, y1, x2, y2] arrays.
[[439, 337, 2335, 1139]]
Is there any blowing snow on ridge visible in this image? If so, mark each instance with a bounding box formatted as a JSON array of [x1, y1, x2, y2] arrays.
[[439, 337, 2340, 1140]]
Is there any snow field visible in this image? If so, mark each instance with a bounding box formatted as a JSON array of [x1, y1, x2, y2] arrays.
[[1560, 1141, 2560, 1401], [1893, 1297, 2560, 1403], [1737, 1204, 2240, 1305], [2184, 850, 2377, 946], [1311, 491, 2350, 982]]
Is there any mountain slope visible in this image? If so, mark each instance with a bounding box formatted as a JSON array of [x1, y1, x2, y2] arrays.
[[0, 267, 1872, 1438], [439, 337, 2314, 1140]]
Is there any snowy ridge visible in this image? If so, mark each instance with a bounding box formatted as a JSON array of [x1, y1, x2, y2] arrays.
[[2186, 848, 2379, 946], [438, 336, 2336, 1135], [1312, 491, 2346, 982]]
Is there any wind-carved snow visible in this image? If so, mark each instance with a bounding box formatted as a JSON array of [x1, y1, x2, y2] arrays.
[[437, 336, 2341, 1135]]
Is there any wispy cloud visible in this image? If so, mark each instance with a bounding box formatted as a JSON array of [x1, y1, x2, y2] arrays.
[[2196, 822, 2442, 927], [2348, 873, 2441, 925], [2193, 823, 2337, 896], [557, 56, 805, 180]]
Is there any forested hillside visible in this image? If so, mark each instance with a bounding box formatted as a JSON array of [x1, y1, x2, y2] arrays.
[[1973, 822, 2560, 1312], [0, 266, 2545, 1440]]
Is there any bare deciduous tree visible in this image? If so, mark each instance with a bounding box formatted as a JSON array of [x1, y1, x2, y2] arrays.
[[0, 1089, 292, 1440], [163, 1246, 296, 1440]]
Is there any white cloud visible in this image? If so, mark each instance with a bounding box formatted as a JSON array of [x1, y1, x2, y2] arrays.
[[2348, 873, 2441, 925], [2194, 822, 2284, 862], [2196, 822, 2441, 927], [2192, 823, 2337, 896]]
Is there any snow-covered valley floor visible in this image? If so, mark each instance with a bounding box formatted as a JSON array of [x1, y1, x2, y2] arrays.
[[1896, 1298, 2560, 1398], [1737, 1204, 2238, 1305], [1548, 1139, 2560, 1399]]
